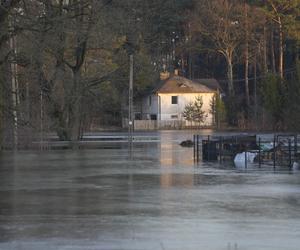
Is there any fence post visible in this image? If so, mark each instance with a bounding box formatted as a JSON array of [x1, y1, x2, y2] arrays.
[[294, 134, 297, 161], [289, 139, 292, 168], [196, 135, 199, 162], [258, 137, 261, 168], [207, 135, 210, 161], [219, 136, 223, 163], [244, 150, 247, 168], [193, 135, 196, 160], [273, 135, 276, 169]]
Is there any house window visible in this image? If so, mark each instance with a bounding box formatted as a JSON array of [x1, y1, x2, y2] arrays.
[[149, 96, 152, 106], [150, 114, 157, 120], [135, 113, 141, 120], [171, 96, 178, 104], [171, 115, 178, 119]]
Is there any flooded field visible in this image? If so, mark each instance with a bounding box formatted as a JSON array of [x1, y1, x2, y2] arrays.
[[0, 130, 300, 250]]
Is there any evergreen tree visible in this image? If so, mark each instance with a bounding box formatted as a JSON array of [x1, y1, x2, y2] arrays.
[[210, 93, 226, 129], [286, 62, 300, 130], [182, 95, 207, 126], [182, 102, 194, 125], [261, 73, 286, 129]]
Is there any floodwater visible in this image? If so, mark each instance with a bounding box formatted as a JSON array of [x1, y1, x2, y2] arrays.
[[0, 130, 300, 250]]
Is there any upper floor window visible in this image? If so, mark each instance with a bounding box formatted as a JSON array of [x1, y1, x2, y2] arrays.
[[171, 96, 178, 104], [149, 96, 152, 106]]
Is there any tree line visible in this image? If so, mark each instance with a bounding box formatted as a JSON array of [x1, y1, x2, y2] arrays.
[[0, 0, 299, 149]]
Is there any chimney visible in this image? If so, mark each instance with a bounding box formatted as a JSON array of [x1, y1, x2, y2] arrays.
[[160, 71, 170, 80]]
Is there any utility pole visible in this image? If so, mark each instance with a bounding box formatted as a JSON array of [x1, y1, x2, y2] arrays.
[[188, 22, 192, 79], [128, 54, 134, 148], [40, 87, 44, 150]]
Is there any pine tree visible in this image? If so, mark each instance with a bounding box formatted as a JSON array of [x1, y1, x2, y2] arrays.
[[182, 95, 207, 127], [210, 93, 226, 129], [182, 102, 194, 125]]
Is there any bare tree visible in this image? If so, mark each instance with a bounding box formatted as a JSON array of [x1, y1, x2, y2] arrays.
[[262, 0, 300, 79], [192, 0, 244, 96]]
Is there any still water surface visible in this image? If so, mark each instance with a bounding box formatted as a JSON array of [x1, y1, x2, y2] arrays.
[[0, 131, 300, 250]]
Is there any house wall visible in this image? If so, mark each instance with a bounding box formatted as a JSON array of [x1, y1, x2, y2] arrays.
[[158, 93, 214, 125], [141, 94, 159, 119]]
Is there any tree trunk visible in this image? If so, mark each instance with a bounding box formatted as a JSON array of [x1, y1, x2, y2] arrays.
[[181, 53, 185, 76], [270, 25, 276, 73], [188, 22, 192, 79], [227, 55, 234, 96], [245, 53, 249, 107], [278, 17, 284, 79], [9, 16, 18, 149], [253, 53, 258, 130], [70, 69, 82, 142], [244, 2, 250, 108], [39, 87, 44, 148], [263, 24, 268, 74], [188, 53, 192, 79]]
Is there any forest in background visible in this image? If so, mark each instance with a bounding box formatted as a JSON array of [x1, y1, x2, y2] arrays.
[[0, 0, 299, 149]]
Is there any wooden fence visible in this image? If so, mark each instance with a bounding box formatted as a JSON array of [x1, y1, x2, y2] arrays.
[[134, 120, 187, 130]]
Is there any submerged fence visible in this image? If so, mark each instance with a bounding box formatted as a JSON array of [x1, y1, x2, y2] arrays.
[[193, 134, 300, 168]]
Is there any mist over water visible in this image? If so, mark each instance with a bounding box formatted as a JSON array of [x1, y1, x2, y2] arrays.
[[0, 131, 300, 250]]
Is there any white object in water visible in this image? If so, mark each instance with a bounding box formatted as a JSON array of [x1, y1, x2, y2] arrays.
[[234, 151, 257, 168], [292, 161, 299, 170]]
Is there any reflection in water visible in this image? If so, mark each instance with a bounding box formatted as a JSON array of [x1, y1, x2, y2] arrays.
[[0, 131, 300, 250], [160, 173, 195, 188], [158, 131, 195, 188]]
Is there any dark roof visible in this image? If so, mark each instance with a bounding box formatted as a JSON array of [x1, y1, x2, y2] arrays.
[[193, 79, 221, 91], [154, 76, 216, 94]]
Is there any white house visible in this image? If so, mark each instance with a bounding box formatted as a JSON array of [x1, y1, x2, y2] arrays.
[[139, 73, 219, 126]]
